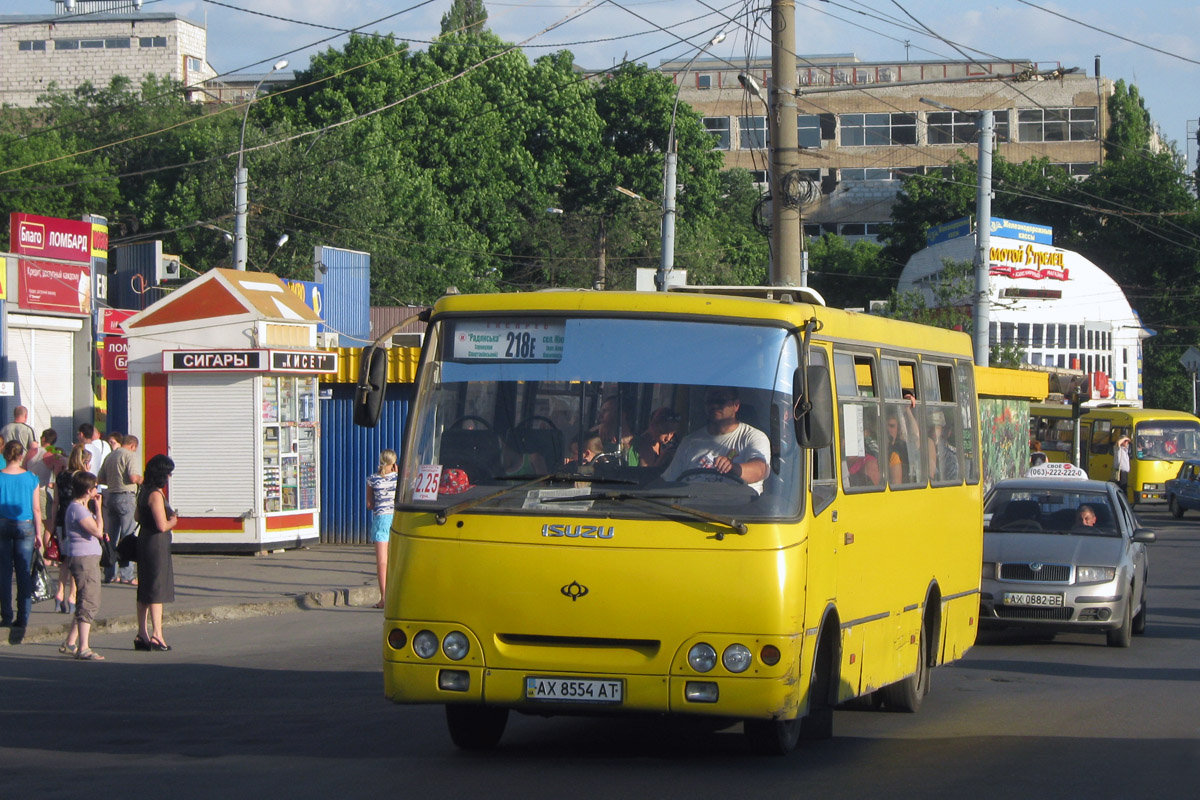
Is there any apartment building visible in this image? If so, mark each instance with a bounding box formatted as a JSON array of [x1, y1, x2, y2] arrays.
[[0, 1, 216, 106], [660, 55, 1112, 241]]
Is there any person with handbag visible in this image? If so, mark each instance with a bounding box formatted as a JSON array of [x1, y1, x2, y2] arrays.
[[61, 471, 106, 660], [0, 439, 44, 641], [135, 455, 177, 652]]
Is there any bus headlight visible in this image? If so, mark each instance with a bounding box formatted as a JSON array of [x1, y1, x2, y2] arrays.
[[722, 644, 752, 673], [688, 643, 717, 673], [413, 630, 440, 659], [442, 631, 470, 661]]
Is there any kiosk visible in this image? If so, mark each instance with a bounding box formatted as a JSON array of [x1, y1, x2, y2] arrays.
[[123, 269, 336, 552]]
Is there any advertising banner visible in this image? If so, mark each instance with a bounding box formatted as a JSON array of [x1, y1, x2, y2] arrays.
[[17, 259, 92, 314], [10, 212, 94, 263], [102, 337, 128, 380], [101, 308, 138, 336]]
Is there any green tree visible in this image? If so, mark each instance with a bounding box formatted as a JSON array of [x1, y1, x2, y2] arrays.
[[440, 0, 489, 36], [806, 234, 888, 309]]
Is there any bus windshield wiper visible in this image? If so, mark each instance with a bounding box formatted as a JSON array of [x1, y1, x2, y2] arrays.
[[436, 472, 636, 523], [543, 490, 748, 539]]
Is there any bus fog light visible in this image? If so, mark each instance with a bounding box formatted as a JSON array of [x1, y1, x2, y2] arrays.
[[443, 631, 470, 661], [438, 670, 470, 692], [722, 644, 752, 673], [413, 630, 440, 659], [387, 628, 408, 650], [685, 682, 719, 703], [688, 643, 717, 673], [759, 645, 781, 666]]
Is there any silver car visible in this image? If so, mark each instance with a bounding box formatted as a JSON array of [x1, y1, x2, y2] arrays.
[[981, 478, 1154, 647]]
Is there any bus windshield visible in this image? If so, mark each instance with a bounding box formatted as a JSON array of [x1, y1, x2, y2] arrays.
[[1134, 420, 1200, 461], [399, 316, 802, 520]]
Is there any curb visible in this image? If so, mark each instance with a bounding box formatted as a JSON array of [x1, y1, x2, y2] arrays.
[[3, 584, 380, 646]]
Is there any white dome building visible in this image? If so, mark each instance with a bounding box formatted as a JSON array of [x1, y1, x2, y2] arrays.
[[897, 217, 1150, 406]]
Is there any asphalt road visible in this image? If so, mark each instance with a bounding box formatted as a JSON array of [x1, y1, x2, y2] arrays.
[[3, 508, 1197, 800]]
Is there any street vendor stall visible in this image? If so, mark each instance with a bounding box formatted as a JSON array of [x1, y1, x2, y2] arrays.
[[123, 269, 336, 552]]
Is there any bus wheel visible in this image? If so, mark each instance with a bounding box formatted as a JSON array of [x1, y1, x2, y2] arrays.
[[744, 717, 801, 756], [882, 622, 930, 713], [1169, 496, 1184, 518], [445, 704, 509, 750], [799, 634, 836, 740]]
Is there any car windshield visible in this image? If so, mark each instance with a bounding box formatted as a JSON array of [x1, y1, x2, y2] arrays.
[[1134, 421, 1200, 461], [985, 488, 1120, 537], [398, 316, 803, 521]]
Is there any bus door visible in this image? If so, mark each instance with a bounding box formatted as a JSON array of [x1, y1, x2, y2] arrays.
[[1079, 420, 1092, 472], [1087, 417, 1115, 482]]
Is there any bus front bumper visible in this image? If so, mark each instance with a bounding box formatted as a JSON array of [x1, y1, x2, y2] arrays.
[[383, 661, 805, 721]]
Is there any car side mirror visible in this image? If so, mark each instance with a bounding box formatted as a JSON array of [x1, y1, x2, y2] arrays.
[[1133, 529, 1156, 544]]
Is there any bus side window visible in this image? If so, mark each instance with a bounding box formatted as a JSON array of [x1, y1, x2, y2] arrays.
[[810, 348, 837, 515], [881, 356, 925, 489], [835, 351, 883, 493], [955, 360, 980, 484], [925, 363, 960, 486]]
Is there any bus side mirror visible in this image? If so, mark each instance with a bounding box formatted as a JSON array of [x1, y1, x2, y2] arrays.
[[796, 365, 833, 449], [353, 346, 388, 428]]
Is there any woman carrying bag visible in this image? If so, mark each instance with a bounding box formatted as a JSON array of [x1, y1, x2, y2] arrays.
[[0, 440, 44, 638]]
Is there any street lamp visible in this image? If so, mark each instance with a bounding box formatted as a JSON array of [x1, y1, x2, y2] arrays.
[[233, 58, 288, 270], [264, 232, 290, 270], [658, 31, 725, 292]]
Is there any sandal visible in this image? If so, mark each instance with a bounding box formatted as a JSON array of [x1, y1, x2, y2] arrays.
[[59, 641, 76, 655], [76, 649, 105, 661]]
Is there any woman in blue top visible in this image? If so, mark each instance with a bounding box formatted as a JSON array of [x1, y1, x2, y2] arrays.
[[366, 449, 398, 609], [0, 439, 44, 635]]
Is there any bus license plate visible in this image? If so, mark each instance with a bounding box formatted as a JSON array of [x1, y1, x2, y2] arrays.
[[525, 677, 623, 703], [1003, 592, 1064, 607]]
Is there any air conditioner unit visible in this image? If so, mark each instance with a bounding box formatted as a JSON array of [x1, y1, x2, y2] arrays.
[[316, 332, 339, 348], [157, 254, 181, 283], [391, 332, 424, 348]]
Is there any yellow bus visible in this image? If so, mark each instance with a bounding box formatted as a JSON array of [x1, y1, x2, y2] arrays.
[[1031, 404, 1200, 505], [366, 289, 983, 755]]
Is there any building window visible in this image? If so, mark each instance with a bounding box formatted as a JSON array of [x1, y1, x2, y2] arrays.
[[54, 39, 80, 50], [81, 39, 105, 49], [1019, 107, 1097, 142], [797, 114, 821, 148], [105, 38, 131, 49], [927, 111, 976, 145], [18, 40, 48, 52], [749, 170, 768, 184], [1051, 162, 1095, 178], [739, 115, 768, 149], [840, 168, 899, 181], [839, 113, 917, 146], [696, 74, 712, 90], [186, 56, 203, 72], [1017, 323, 1030, 345], [703, 117, 730, 150], [139, 36, 168, 48], [1032, 324, 1044, 347]]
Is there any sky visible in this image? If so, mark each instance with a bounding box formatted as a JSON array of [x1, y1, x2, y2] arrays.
[[8, 1, 1200, 169]]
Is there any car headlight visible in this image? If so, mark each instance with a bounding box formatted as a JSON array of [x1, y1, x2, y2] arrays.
[[442, 631, 470, 661], [413, 630, 440, 659], [1075, 566, 1116, 584], [688, 643, 717, 673], [722, 644, 752, 673]]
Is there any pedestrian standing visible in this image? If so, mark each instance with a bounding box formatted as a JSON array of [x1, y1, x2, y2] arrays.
[[0, 440, 43, 640], [135, 455, 177, 652], [77, 423, 110, 478], [48, 445, 91, 615], [61, 472, 106, 660], [366, 449, 398, 609], [1115, 436, 1131, 491], [97, 434, 143, 585], [0, 406, 37, 451]]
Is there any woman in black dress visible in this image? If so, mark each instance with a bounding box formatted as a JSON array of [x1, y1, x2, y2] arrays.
[[134, 455, 176, 652]]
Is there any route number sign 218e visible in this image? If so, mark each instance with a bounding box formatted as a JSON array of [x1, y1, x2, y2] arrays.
[[452, 320, 565, 362]]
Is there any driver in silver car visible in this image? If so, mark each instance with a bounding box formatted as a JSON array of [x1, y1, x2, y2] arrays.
[[660, 387, 770, 494]]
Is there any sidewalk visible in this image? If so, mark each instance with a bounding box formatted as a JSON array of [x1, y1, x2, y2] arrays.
[[3, 544, 380, 646]]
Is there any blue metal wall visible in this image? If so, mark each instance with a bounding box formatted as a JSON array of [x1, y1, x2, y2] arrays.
[[110, 241, 160, 311], [318, 382, 412, 543], [314, 246, 371, 346]]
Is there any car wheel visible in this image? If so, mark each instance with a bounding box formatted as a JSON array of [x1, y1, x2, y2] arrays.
[[882, 620, 931, 712], [1106, 594, 1133, 648], [1169, 495, 1184, 518], [1132, 589, 1147, 635], [445, 704, 509, 750]]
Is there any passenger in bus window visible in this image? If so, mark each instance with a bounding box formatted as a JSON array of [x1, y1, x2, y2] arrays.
[[588, 396, 633, 456], [629, 407, 680, 468], [660, 387, 770, 493], [885, 410, 910, 485], [928, 410, 959, 482]]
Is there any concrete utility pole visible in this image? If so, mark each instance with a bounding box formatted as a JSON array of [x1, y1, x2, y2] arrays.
[[973, 110, 994, 366], [769, 0, 803, 287]]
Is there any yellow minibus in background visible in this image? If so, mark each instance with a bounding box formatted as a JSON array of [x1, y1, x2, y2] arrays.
[[1030, 404, 1200, 504], [364, 288, 983, 755]]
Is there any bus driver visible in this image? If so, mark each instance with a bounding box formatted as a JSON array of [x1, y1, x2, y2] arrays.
[[661, 386, 770, 494]]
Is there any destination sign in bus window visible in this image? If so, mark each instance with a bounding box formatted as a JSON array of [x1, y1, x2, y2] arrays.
[[451, 320, 565, 362]]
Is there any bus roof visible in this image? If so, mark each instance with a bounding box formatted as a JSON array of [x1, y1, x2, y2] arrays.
[[431, 290, 973, 356], [1032, 404, 1200, 424]]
